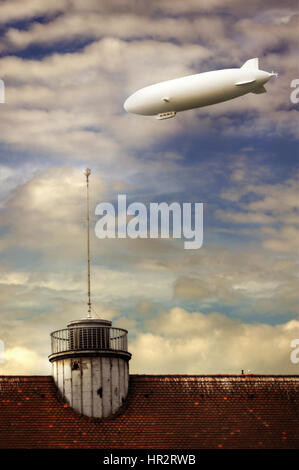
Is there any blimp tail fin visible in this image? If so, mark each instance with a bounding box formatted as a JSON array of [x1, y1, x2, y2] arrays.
[[241, 58, 259, 70]]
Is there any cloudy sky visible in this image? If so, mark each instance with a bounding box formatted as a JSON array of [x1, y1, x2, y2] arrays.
[[0, 0, 298, 376]]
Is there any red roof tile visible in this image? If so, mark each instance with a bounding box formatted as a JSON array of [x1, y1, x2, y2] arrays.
[[0, 375, 298, 449]]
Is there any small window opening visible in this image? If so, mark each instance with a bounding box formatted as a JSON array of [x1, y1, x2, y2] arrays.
[[72, 360, 80, 370]]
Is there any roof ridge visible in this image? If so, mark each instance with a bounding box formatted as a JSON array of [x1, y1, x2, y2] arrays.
[[130, 374, 299, 378], [0, 374, 298, 379], [0, 375, 52, 381]]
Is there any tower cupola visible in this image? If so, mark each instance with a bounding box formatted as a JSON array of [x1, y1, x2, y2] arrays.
[[49, 318, 131, 417]]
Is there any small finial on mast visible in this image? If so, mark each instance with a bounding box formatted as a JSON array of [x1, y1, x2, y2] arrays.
[[84, 168, 92, 318], [84, 168, 91, 178]]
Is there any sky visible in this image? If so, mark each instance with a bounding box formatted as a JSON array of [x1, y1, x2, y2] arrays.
[[0, 0, 298, 376]]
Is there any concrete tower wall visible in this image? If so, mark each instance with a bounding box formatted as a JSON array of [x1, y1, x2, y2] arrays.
[[52, 356, 129, 418]]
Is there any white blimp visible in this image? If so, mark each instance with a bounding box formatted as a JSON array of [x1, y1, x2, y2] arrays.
[[124, 58, 277, 120]]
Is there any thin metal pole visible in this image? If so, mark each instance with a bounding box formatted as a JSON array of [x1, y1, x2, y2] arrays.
[[84, 168, 92, 318]]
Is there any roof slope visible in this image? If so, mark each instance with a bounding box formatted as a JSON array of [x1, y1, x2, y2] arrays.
[[0, 375, 298, 449]]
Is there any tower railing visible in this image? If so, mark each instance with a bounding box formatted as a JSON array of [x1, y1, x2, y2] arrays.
[[50, 326, 128, 355]]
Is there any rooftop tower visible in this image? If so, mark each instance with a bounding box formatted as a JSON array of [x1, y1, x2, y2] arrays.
[[48, 169, 131, 418]]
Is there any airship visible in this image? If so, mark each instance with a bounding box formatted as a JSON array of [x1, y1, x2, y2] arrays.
[[124, 58, 277, 120]]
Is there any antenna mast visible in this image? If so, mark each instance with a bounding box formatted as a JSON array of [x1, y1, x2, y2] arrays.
[[84, 168, 92, 318]]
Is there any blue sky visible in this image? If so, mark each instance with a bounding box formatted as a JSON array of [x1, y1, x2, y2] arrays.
[[0, 0, 298, 375]]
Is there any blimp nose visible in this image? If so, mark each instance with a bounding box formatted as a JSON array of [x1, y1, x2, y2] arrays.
[[124, 96, 135, 113], [124, 91, 149, 115], [123, 97, 130, 112]]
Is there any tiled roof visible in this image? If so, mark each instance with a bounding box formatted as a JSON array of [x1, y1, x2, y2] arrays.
[[0, 375, 298, 449]]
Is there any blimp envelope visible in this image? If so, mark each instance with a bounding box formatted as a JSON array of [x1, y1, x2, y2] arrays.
[[124, 58, 277, 120]]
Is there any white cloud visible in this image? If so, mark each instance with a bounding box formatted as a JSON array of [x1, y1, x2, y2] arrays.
[[216, 176, 299, 259], [262, 225, 299, 253], [0, 0, 68, 24], [173, 247, 299, 316], [130, 307, 299, 374], [0, 38, 212, 170], [1, 305, 298, 375], [0, 13, 229, 51], [0, 346, 48, 375]]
